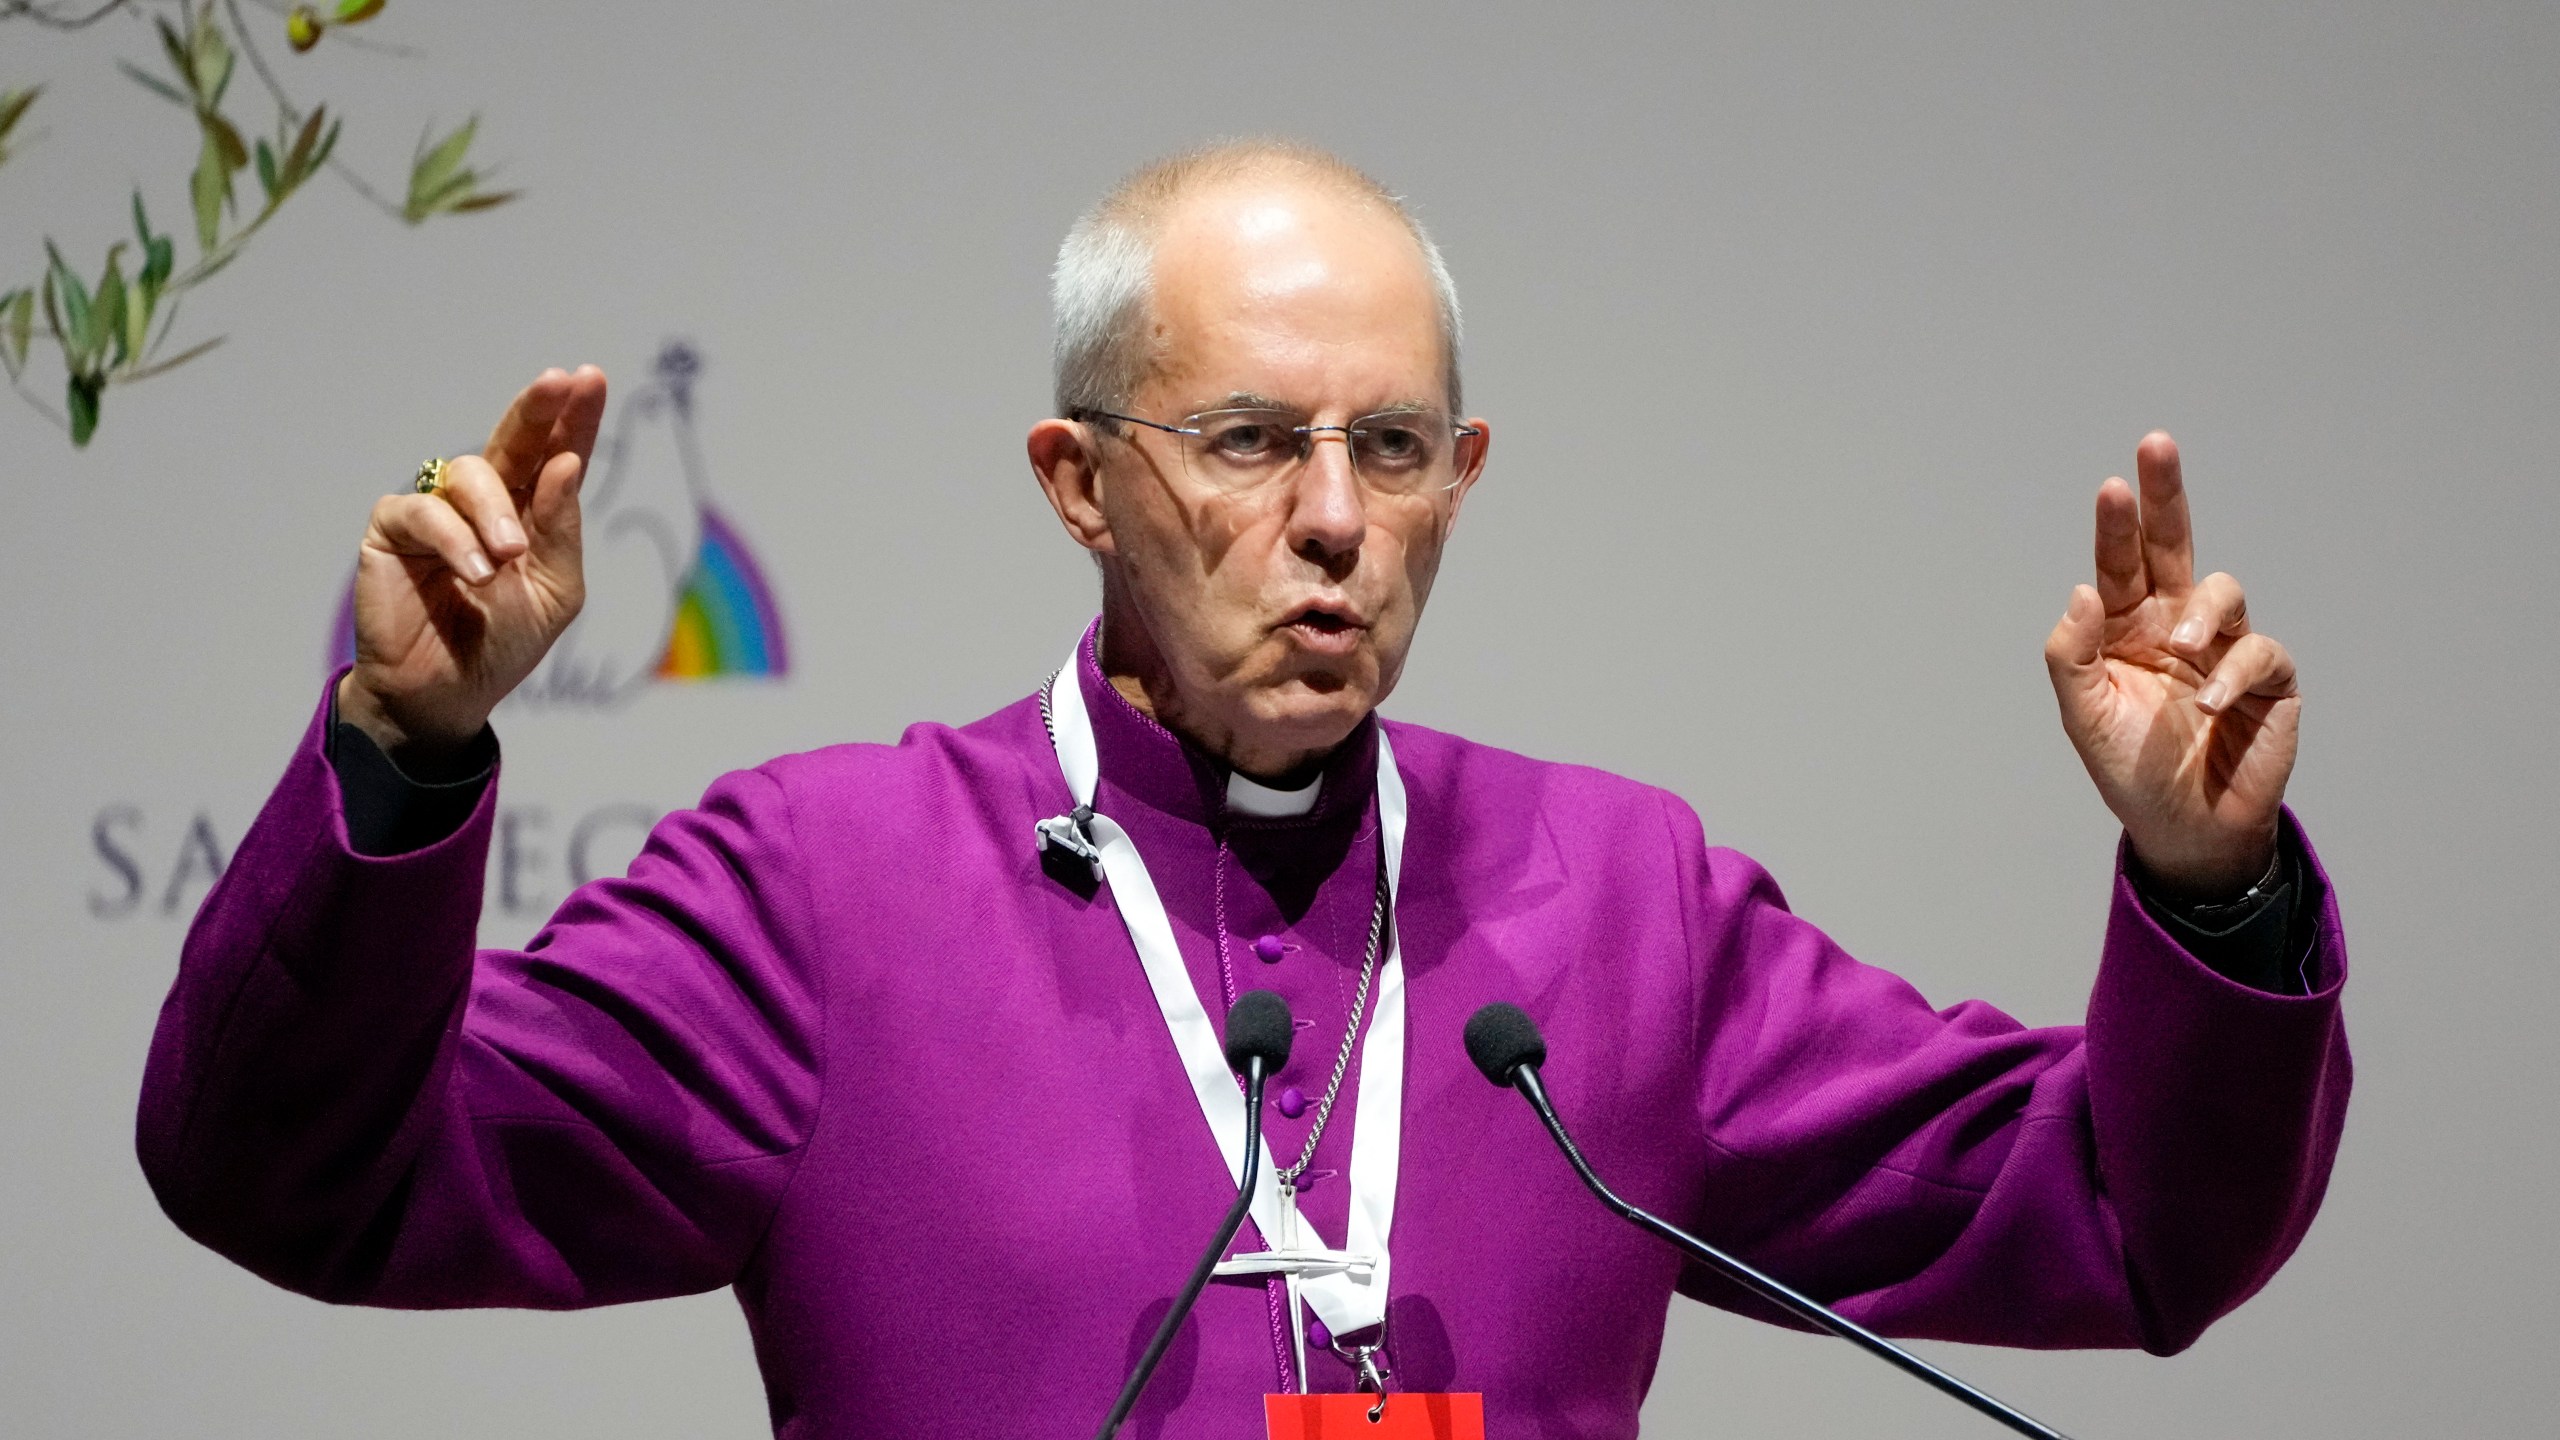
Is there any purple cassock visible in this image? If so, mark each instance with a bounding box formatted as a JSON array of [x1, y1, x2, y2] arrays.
[[139, 624, 2352, 1439]]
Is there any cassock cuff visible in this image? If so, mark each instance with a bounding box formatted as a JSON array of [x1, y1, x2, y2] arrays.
[[2117, 809, 2332, 997], [323, 668, 499, 858]]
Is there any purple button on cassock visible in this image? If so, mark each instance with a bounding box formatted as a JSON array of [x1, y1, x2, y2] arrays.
[[1307, 1315, 1332, 1350], [1276, 1086, 1307, 1119], [1253, 934, 1286, 963]]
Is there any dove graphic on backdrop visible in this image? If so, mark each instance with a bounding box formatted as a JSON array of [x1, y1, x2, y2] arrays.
[[329, 341, 789, 707]]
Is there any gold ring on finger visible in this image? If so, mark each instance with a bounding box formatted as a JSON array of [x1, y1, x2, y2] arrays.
[[414, 457, 450, 496]]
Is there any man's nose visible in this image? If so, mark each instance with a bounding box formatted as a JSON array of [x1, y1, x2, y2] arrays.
[[1286, 433, 1366, 571]]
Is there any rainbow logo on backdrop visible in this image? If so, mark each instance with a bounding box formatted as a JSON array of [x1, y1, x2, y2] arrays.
[[330, 341, 789, 703], [656, 507, 788, 679]]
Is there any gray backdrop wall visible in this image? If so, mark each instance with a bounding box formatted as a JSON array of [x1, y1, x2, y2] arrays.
[[5, 2, 2552, 1435]]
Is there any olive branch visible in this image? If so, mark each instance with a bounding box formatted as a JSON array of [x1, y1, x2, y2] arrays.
[[0, 0, 515, 446]]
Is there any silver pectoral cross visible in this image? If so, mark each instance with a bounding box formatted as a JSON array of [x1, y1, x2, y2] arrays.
[[1212, 1179, 1376, 1281]]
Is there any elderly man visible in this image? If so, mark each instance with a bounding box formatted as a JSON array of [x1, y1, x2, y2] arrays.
[[139, 142, 2348, 1439]]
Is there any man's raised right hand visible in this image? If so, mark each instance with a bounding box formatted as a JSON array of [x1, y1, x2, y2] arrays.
[[335, 366, 607, 770]]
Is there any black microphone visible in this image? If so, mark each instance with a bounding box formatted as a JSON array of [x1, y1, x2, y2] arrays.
[[1096, 990, 1295, 1440], [1464, 1002, 2076, 1440]]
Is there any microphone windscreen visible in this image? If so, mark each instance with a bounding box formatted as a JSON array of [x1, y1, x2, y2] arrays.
[[1464, 1002, 1547, 1086], [1223, 990, 1295, 1075]]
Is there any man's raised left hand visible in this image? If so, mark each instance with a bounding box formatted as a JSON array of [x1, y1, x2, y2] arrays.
[[2044, 431, 2300, 901]]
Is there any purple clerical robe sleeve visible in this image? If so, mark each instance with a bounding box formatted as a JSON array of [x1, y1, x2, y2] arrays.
[[1667, 800, 2349, 1355], [136, 688, 824, 1309]]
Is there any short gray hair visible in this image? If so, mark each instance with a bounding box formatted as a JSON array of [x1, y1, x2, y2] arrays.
[[1051, 140, 1464, 418]]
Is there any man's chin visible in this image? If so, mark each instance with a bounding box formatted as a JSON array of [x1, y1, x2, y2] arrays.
[[1242, 677, 1377, 749]]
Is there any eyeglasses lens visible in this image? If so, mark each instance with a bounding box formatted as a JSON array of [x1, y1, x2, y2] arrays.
[[1180, 408, 1459, 494]]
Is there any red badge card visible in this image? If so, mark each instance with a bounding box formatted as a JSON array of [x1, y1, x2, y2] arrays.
[[1265, 1393, 1485, 1439]]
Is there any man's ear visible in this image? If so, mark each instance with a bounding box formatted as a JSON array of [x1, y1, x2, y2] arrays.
[[1029, 418, 1115, 554], [1443, 416, 1491, 531]]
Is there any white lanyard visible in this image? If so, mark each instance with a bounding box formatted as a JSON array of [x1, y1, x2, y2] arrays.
[[1040, 655, 1408, 1357]]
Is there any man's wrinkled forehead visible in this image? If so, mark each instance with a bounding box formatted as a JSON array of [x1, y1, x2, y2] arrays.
[[1140, 176, 1448, 407]]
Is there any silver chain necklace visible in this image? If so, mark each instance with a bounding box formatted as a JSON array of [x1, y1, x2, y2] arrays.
[[1269, 850, 1388, 1189]]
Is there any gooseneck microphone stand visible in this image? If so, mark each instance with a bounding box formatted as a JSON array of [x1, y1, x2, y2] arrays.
[[1096, 991, 1295, 1440], [1465, 1002, 2075, 1440]]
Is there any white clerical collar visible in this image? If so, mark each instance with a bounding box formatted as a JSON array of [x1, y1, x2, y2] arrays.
[[1225, 768, 1321, 818]]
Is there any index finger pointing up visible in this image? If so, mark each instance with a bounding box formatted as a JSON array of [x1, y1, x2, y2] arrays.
[[2136, 430, 2195, 596], [2093, 475, 2148, 614], [482, 368, 579, 490], [547, 365, 608, 470]]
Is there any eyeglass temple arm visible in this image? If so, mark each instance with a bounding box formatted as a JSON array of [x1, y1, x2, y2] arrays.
[[1071, 409, 1201, 437]]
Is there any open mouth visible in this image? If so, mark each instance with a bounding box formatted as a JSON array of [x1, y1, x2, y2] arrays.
[[1279, 602, 1367, 650], [1281, 602, 1365, 632]]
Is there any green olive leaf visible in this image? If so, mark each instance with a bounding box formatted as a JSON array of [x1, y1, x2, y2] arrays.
[[406, 116, 479, 222], [191, 133, 227, 252], [44, 241, 95, 368], [158, 18, 200, 105], [202, 108, 249, 173], [0, 86, 38, 140], [190, 15, 237, 110], [97, 247, 130, 368], [310, 116, 343, 172], [130, 191, 175, 294], [40, 266, 63, 349], [0, 289, 27, 375], [283, 107, 327, 188], [6, 289, 33, 373], [0, 85, 38, 167], [124, 268, 155, 362], [67, 372, 102, 447], [414, 170, 474, 216]]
